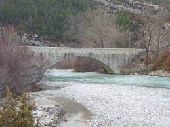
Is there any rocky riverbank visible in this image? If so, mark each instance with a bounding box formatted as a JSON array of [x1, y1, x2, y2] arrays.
[[31, 95, 65, 127], [149, 70, 170, 78], [128, 69, 170, 78], [122, 62, 170, 78]]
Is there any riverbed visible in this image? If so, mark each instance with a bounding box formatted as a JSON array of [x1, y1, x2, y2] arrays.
[[37, 69, 170, 127]]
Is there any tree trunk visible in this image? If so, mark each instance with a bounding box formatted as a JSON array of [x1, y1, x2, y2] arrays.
[[128, 32, 131, 48]]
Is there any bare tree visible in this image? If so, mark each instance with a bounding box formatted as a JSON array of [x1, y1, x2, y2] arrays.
[[0, 27, 46, 96], [156, 13, 170, 57], [141, 4, 170, 65], [141, 15, 154, 65], [65, 7, 128, 48]]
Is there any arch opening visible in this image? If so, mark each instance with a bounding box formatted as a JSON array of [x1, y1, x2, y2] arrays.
[[50, 56, 113, 74]]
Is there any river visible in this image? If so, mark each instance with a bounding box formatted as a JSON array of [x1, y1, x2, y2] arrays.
[[38, 69, 170, 127], [44, 69, 170, 89]]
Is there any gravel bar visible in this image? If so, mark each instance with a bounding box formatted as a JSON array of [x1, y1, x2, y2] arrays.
[[51, 83, 170, 127]]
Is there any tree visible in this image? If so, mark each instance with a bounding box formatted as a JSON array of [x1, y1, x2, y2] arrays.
[[142, 20, 154, 65], [140, 4, 170, 65], [0, 27, 46, 95], [155, 12, 170, 57], [65, 7, 128, 48]]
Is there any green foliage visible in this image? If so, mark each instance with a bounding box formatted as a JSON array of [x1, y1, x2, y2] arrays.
[[0, 88, 36, 127], [0, 0, 91, 39], [116, 11, 138, 32]]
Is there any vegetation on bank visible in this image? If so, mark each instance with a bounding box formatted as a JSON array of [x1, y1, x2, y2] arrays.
[[154, 51, 170, 71], [0, 28, 46, 95], [0, 88, 36, 127]]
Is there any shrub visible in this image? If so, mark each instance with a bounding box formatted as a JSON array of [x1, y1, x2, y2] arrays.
[[0, 27, 46, 95], [154, 51, 170, 72], [0, 87, 37, 127]]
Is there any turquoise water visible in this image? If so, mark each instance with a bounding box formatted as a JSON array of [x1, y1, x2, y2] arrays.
[[44, 69, 170, 89]]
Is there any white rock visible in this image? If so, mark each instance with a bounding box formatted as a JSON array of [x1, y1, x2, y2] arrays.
[[31, 94, 65, 127]]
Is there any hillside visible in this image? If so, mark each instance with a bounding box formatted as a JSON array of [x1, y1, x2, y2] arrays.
[[0, 0, 169, 49]]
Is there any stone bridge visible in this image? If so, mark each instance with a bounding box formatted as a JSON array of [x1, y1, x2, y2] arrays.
[[28, 46, 145, 74]]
